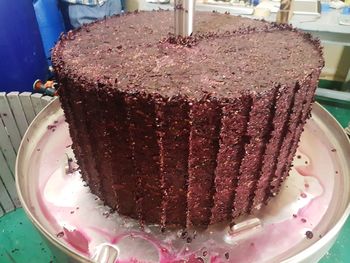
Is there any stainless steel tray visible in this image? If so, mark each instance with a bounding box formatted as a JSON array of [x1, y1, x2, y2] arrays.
[[16, 98, 350, 263]]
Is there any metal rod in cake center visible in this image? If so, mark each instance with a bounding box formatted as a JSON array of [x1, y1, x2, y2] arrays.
[[174, 0, 195, 37]]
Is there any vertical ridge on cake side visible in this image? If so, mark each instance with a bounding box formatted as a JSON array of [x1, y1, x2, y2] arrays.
[[155, 97, 190, 227], [272, 68, 322, 196], [108, 91, 137, 218], [64, 83, 102, 196], [269, 74, 314, 197], [82, 88, 116, 205], [52, 11, 324, 227], [187, 98, 221, 226], [251, 84, 297, 210], [232, 88, 278, 218], [210, 96, 252, 224], [126, 93, 163, 224], [245, 88, 280, 214]]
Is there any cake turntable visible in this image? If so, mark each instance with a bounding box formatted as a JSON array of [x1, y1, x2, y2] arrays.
[[16, 98, 350, 263]]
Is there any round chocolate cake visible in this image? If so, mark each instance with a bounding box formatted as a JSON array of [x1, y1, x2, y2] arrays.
[[52, 11, 324, 227]]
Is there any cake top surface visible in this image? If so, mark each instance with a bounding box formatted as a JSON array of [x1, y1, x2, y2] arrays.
[[52, 11, 323, 100]]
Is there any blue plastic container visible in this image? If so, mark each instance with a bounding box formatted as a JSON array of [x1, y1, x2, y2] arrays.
[[33, 0, 65, 64], [0, 1, 48, 92]]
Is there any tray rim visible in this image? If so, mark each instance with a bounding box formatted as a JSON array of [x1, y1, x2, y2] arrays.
[[15, 98, 350, 263]]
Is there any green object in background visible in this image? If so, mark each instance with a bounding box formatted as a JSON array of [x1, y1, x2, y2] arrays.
[[320, 218, 350, 263], [316, 96, 350, 128], [0, 209, 55, 263]]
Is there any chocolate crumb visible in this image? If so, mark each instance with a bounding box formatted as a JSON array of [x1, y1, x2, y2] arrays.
[[186, 237, 192, 243], [103, 211, 110, 218], [70, 211, 74, 214], [181, 230, 188, 239], [305, 230, 313, 239], [202, 250, 208, 257], [37, 148, 41, 152], [335, 171, 339, 174], [292, 214, 297, 218], [305, 161, 308, 164], [297, 155, 301, 159], [56, 231, 64, 238], [331, 149, 336, 152], [301, 218, 307, 223], [225, 252, 230, 259]]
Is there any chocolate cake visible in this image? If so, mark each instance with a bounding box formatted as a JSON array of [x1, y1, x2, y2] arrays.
[[52, 11, 324, 227]]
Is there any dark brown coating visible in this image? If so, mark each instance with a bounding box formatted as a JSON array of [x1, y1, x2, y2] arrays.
[[52, 11, 324, 227]]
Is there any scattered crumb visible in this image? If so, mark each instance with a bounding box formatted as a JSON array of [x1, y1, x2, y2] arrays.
[[11, 248, 19, 253], [225, 252, 230, 260], [297, 155, 301, 159], [305, 161, 308, 165], [193, 230, 197, 240], [304, 183, 309, 188], [202, 250, 208, 257], [36, 148, 41, 152], [47, 125, 56, 130], [181, 230, 188, 239], [250, 242, 255, 246], [56, 231, 64, 238], [70, 211, 74, 214], [301, 218, 307, 223], [196, 257, 204, 263], [319, 234, 323, 238], [300, 192, 307, 198], [186, 237, 192, 243], [335, 171, 339, 174], [76, 207, 80, 210], [331, 149, 336, 152], [54, 120, 58, 124], [305, 230, 313, 239], [292, 214, 297, 218], [102, 211, 110, 218]]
